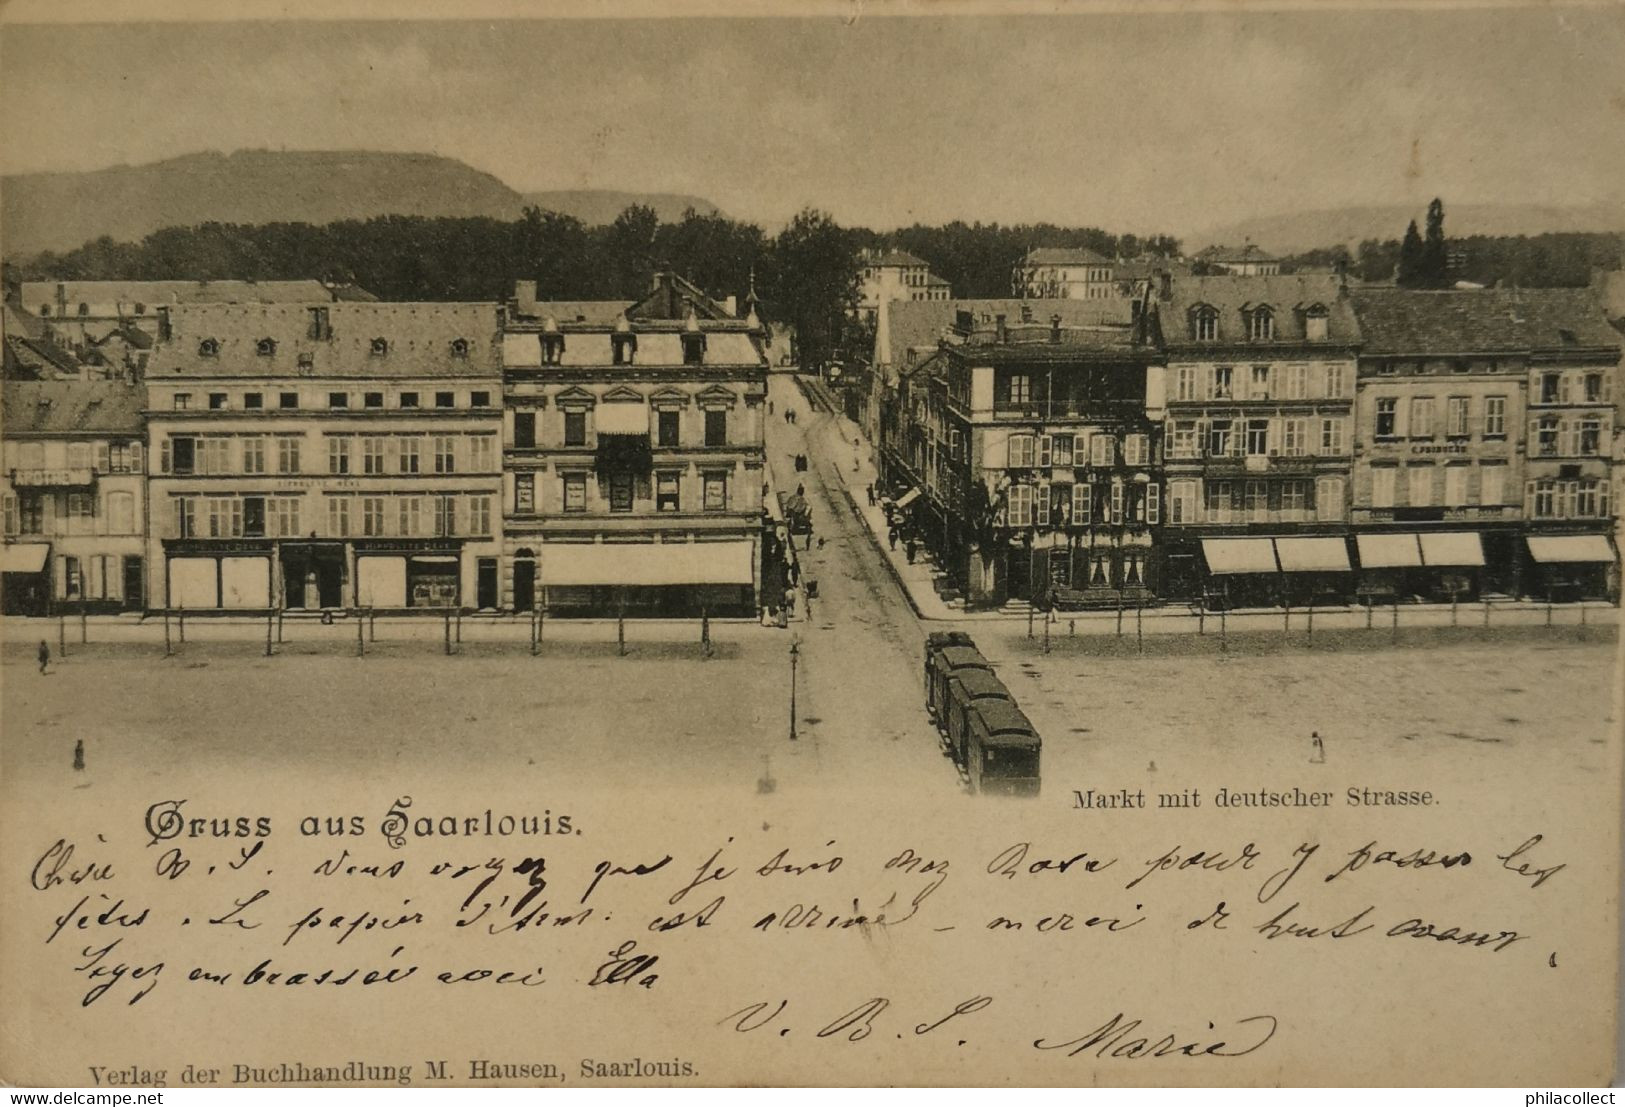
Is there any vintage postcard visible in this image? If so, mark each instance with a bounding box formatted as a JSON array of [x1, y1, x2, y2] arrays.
[[1, 0, 1622, 1090]]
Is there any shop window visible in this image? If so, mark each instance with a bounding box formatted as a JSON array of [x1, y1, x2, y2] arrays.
[[563, 473, 587, 512], [656, 474, 681, 512]]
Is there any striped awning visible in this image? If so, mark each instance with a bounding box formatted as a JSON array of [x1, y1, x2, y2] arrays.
[[1356, 533, 1423, 569]]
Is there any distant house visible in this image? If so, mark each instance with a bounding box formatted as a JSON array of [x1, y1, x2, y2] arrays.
[[857, 248, 951, 323], [1195, 244, 1281, 276], [2, 302, 84, 381], [1012, 247, 1117, 300]]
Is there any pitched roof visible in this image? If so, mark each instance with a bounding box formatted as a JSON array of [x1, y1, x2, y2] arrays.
[[1161, 273, 1359, 347], [1196, 244, 1279, 264], [1349, 287, 1621, 355], [875, 298, 1135, 366], [19, 280, 359, 311], [155, 302, 504, 379], [1022, 247, 1112, 267], [2, 380, 146, 435], [861, 247, 930, 269]]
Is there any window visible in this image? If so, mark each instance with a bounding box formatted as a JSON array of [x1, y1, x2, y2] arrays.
[[1051, 434, 1074, 467], [1212, 366, 1233, 399], [1480, 464, 1505, 506], [451, 339, 470, 359], [702, 472, 727, 512], [327, 498, 350, 538], [362, 437, 385, 475], [1123, 434, 1148, 467], [1444, 465, 1468, 507], [175, 499, 197, 539], [1006, 434, 1035, 469], [1446, 396, 1469, 438], [1324, 364, 1346, 398], [398, 496, 422, 537], [563, 473, 587, 513], [170, 436, 197, 475], [1283, 364, 1308, 400], [1539, 373, 1559, 404], [1249, 365, 1271, 398], [205, 497, 239, 539], [1305, 309, 1329, 341], [1320, 418, 1343, 455], [1531, 480, 1556, 518], [1204, 481, 1234, 523], [244, 392, 264, 410], [279, 392, 298, 410], [1281, 418, 1308, 457], [471, 390, 491, 408], [364, 392, 384, 409], [656, 472, 681, 512], [513, 412, 536, 449], [1583, 373, 1605, 403], [1484, 396, 1506, 437], [173, 393, 192, 411], [1574, 480, 1609, 518], [433, 436, 456, 474], [1070, 482, 1092, 524], [656, 410, 680, 447], [1194, 307, 1218, 342], [399, 392, 418, 409], [242, 437, 266, 475], [328, 437, 352, 475], [1206, 420, 1233, 458], [1248, 307, 1274, 341], [198, 338, 219, 357], [1408, 466, 1432, 507], [1167, 480, 1198, 524], [362, 497, 386, 537], [108, 442, 142, 473], [435, 496, 456, 537], [609, 473, 634, 513], [276, 438, 301, 475], [470, 436, 495, 472], [272, 498, 300, 539], [564, 411, 587, 447], [256, 338, 277, 357], [328, 392, 349, 409], [1375, 397, 1397, 438], [1175, 366, 1198, 401], [469, 496, 491, 536], [1315, 477, 1344, 521], [1004, 374, 1032, 406], [398, 437, 421, 474], [1409, 397, 1434, 439], [612, 334, 635, 365], [68, 442, 92, 470], [1145, 483, 1161, 525], [1169, 423, 1198, 459], [308, 306, 330, 340], [201, 438, 229, 475], [1090, 434, 1115, 468], [704, 409, 727, 447], [1245, 419, 1269, 457], [371, 337, 389, 357], [1245, 480, 1268, 521], [435, 391, 455, 409], [1280, 480, 1308, 517], [1371, 467, 1396, 508], [1006, 483, 1034, 528], [209, 393, 228, 410], [1579, 417, 1602, 456], [1536, 416, 1559, 457], [681, 334, 705, 365]]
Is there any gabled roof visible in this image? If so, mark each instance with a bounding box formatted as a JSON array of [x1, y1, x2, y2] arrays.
[[1, 380, 146, 435], [154, 302, 504, 379], [861, 247, 930, 269], [1161, 274, 1359, 347], [627, 272, 735, 322], [1349, 287, 1621, 355], [1196, 244, 1279, 265], [20, 279, 361, 310], [1021, 247, 1112, 267], [875, 298, 1136, 366]]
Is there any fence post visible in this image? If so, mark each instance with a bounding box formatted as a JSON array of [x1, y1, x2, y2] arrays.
[[369, 608, 377, 642], [1115, 593, 1124, 638], [1392, 600, 1399, 643], [702, 608, 713, 658], [163, 609, 173, 657], [276, 608, 283, 643], [80, 602, 88, 644], [618, 606, 627, 657], [1483, 597, 1491, 628], [356, 611, 365, 657], [1198, 603, 1205, 636], [178, 605, 185, 644], [444, 611, 452, 656], [530, 608, 540, 656], [1283, 599, 1291, 633], [1546, 594, 1553, 627], [1451, 589, 1459, 627], [1306, 599, 1314, 642], [266, 610, 274, 657], [1219, 605, 1227, 653], [1027, 605, 1034, 639], [1135, 602, 1143, 654], [1366, 596, 1373, 630], [58, 608, 67, 657]]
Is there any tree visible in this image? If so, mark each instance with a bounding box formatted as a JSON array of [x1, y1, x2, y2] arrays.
[[604, 205, 660, 299], [1421, 197, 1448, 287], [1396, 220, 1424, 287], [761, 209, 859, 369]]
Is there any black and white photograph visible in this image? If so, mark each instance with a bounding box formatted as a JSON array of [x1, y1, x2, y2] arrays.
[[0, 0, 1621, 1093]]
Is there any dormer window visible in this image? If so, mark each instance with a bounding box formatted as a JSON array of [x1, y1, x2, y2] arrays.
[[450, 337, 470, 358], [78, 303, 89, 316], [39, 304, 51, 317], [1193, 306, 1218, 342], [256, 338, 277, 357], [198, 338, 220, 358], [681, 333, 706, 365], [541, 334, 565, 365], [1304, 304, 1329, 341], [1248, 306, 1275, 341], [611, 333, 636, 366], [370, 337, 389, 357]]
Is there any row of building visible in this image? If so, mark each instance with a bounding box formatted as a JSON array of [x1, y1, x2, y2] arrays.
[[868, 272, 1623, 609], [1, 272, 771, 618]]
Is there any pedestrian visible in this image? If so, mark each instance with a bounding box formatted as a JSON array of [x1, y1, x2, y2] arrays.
[[796, 483, 805, 497], [73, 739, 85, 772], [888, 526, 899, 551], [817, 536, 826, 550], [867, 483, 876, 506], [784, 586, 796, 617], [906, 538, 918, 564], [768, 400, 775, 415], [37, 640, 50, 675]]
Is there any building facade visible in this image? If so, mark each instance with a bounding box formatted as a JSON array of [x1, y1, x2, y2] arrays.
[[1194, 245, 1282, 277], [858, 249, 952, 323], [500, 273, 769, 618], [1012, 248, 1117, 300], [143, 302, 504, 612], [1158, 274, 1360, 606], [1, 380, 148, 614], [1348, 288, 1620, 601]]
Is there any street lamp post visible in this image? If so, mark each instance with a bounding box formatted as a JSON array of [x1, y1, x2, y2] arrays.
[[789, 640, 800, 742]]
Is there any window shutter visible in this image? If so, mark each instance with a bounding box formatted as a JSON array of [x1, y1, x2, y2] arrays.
[[1038, 435, 1052, 468], [95, 443, 110, 472], [1035, 482, 1051, 527], [1600, 479, 1611, 518], [1523, 480, 1535, 517], [1147, 483, 1161, 525], [160, 439, 171, 474], [1110, 478, 1124, 525]]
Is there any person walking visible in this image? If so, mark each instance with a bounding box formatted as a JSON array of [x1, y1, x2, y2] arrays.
[[905, 537, 918, 564], [866, 483, 877, 506], [887, 525, 899, 551], [37, 640, 50, 675]]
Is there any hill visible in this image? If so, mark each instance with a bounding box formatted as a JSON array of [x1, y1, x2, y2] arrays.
[[1, 149, 720, 257], [1188, 202, 1625, 257]]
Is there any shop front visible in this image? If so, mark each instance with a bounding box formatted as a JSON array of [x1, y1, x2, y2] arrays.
[[1353, 533, 1422, 604], [1200, 537, 1279, 609], [1273, 537, 1353, 607], [1417, 532, 1485, 601], [538, 538, 757, 618], [1, 542, 51, 615], [1524, 534, 1617, 602], [163, 543, 275, 610], [354, 543, 463, 610]]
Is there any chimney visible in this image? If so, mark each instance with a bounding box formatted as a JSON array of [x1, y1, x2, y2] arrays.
[[1049, 315, 1062, 343], [995, 313, 1007, 344], [1158, 270, 1172, 301]]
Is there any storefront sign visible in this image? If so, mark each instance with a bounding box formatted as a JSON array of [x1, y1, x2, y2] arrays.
[[9, 468, 95, 488]]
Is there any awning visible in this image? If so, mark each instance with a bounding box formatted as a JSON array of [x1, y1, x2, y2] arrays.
[[543, 541, 755, 586], [1356, 533, 1422, 569], [1526, 535, 1616, 564], [596, 402, 650, 435], [594, 433, 653, 475], [1274, 537, 1351, 573], [0, 543, 50, 573], [893, 488, 922, 509], [1202, 538, 1279, 574], [1419, 532, 1485, 568]]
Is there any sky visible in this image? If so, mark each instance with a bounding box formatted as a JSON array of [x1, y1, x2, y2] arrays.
[[2, 7, 1624, 237]]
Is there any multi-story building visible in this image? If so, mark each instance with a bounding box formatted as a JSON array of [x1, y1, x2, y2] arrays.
[[902, 304, 1164, 608], [500, 272, 769, 618], [1156, 274, 1360, 606], [857, 248, 952, 323], [1, 380, 147, 614], [1348, 288, 1619, 601], [1194, 244, 1282, 277], [1012, 248, 1117, 300], [143, 302, 504, 612]]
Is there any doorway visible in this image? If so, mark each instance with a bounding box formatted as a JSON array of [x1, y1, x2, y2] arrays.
[[512, 558, 535, 612], [477, 558, 498, 610], [123, 556, 144, 611]]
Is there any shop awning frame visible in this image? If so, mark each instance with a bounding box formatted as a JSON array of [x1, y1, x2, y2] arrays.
[[1202, 538, 1279, 575], [542, 541, 756, 586], [0, 543, 50, 573], [1356, 533, 1423, 569], [1418, 532, 1486, 568], [893, 488, 922, 509], [1526, 534, 1616, 564], [1274, 537, 1352, 573]]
